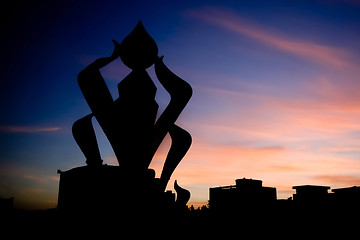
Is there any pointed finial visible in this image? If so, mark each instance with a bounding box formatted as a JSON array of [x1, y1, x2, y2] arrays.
[[119, 21, 158, 70]]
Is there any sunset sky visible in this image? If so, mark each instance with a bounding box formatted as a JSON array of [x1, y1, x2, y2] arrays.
[[1, 0, 360, 210]]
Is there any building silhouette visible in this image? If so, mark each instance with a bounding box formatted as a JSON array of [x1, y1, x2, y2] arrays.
[[331, 186, 360, 217], [292, 185, 360, 204], [0, 197, 14, 213], [209, 178, 276, 214], [332, 186, 360, 202], [292, 185, 331, 202], [208, 178, 360, 218]]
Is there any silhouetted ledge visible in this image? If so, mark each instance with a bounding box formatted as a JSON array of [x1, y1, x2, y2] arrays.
[[57, 165, 181, 217]]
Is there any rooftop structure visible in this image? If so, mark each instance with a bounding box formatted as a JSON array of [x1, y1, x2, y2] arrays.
[[292, 185, 330, 201], [209, 178, 276, 214], [332, 186, 360, 202]]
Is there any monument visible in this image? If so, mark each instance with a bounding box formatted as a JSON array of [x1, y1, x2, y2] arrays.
[[57, 21, 192, 216]]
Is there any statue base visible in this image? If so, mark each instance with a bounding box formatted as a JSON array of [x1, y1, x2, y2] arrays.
[[57, 165, 178, 217]]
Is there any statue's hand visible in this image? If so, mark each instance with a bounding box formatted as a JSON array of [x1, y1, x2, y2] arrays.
[[111, 40, 121, 59]]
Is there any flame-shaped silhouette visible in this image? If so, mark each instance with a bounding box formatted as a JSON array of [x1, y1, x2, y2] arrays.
[[119, 21, 158, 70], [174, 180, 191, 207]]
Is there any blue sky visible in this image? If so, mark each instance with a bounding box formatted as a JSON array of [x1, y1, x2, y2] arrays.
[[1, 0, 360, 209]]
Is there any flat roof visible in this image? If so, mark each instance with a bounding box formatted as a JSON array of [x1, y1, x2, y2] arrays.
[[332, 186, 360, 192], [292, 185, 330, 190]]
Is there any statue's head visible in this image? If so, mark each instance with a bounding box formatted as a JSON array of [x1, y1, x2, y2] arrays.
[[119, 21, 158, 70]]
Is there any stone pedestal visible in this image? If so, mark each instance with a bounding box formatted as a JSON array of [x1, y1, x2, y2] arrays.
[[57, 165, 176, 216]]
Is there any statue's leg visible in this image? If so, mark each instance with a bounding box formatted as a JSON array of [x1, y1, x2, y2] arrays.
[[160, 124, 192, 191], [77, 58, 124, 166], [149, 56, 192, 167], [72, 114, 102, 166]]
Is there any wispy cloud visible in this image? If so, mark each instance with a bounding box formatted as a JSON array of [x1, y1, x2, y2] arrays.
[[313, 175, 360, 186], [321, 146, 360, 153], [186, 7, 355, 69], [22, 174, 59, 183], [0, 125, 60, 133], [0, 163, 59, 183]]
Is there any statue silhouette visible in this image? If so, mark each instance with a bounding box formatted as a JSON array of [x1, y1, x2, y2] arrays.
[[60, 21, 192, 215]]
